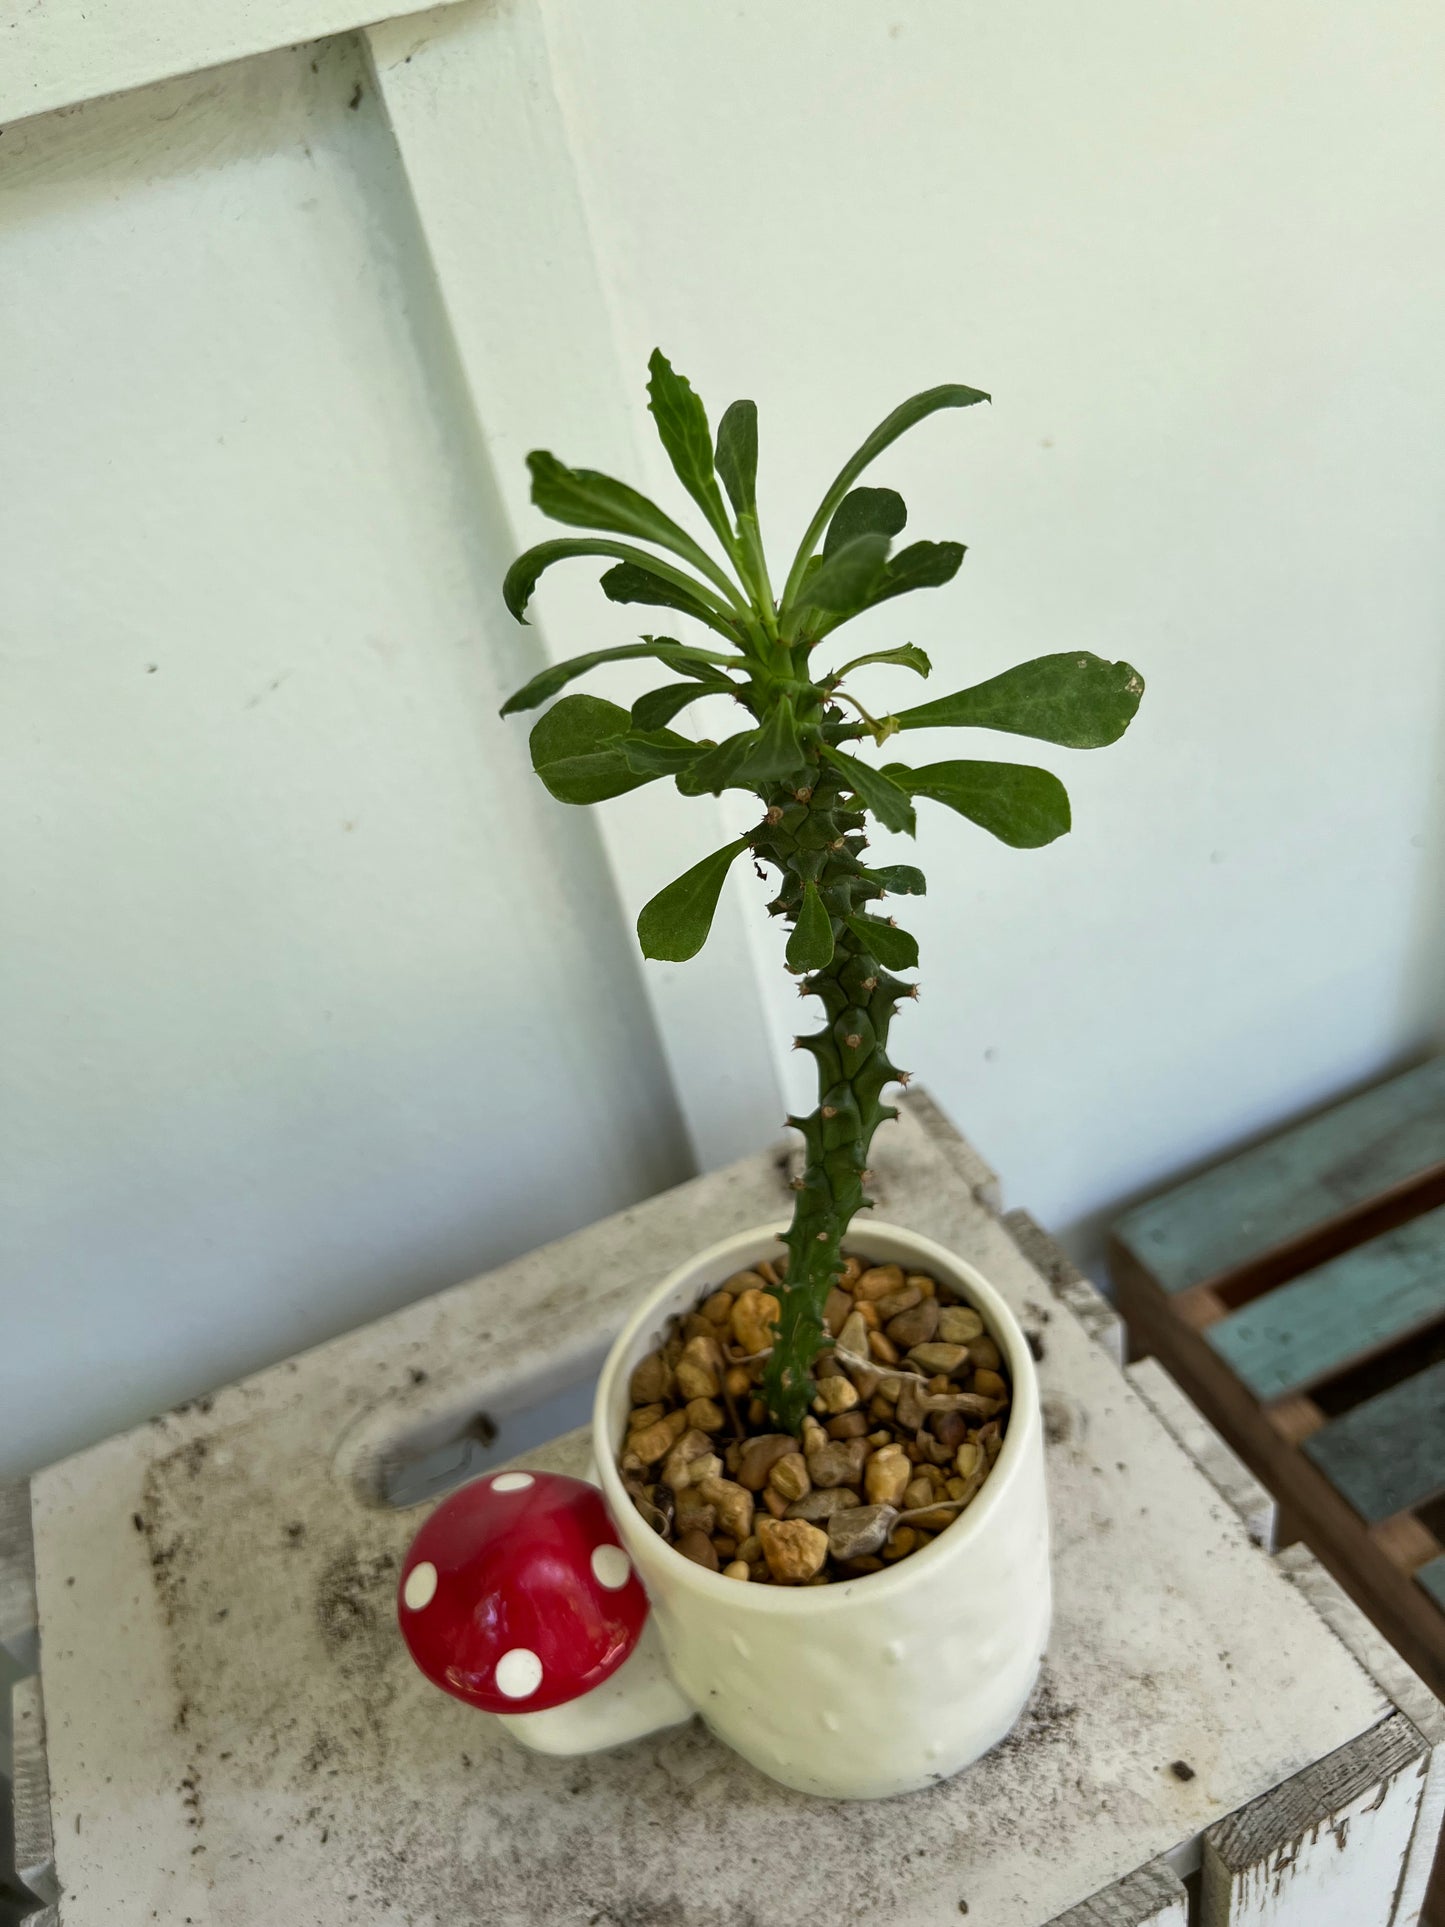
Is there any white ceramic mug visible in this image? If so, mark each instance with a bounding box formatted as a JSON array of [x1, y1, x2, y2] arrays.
[[500, 1218, 1051, 1800]]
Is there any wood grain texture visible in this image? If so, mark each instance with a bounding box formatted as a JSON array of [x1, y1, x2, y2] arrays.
[[1113, 1057, 1445, 1295], [1202, 1713, 1428, 1927], [1046, 1858, 1189, 1926], [1419, 1558, 1445, 1611], [1207, 1206, 1445, 1400], [0, 0, 472, 126], [1003, 1207, 1127, 1368], [1113, 1238, 1445, 1699], [0, 1486, 35, 1670], [1304, 1361, 1445, 1523], [9, 1676, 55, 1910], [1128, 1358, 1277, 1548], [1275, 1546, 1445, 1927]]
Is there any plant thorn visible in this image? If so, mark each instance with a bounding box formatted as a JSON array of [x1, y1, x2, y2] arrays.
[[844, 1032, 863, 1050], [766, 805, 784, 825], [821, 1104, 837, 1119], [794, 786, 813, 802]]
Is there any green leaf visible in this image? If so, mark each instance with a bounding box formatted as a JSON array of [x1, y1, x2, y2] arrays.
[[674, 697, 807, 796], [831, 643, 932, 681], [529, 695, 660, 804], [844, 914, 919, 972], [501, 640, 734, 716], [503, 537, 729, 625], [870, 540, 967, 606], [818, 744, 917, 835], [631, 675, 735, 731], [825, 487, 907, 557], [896, 652, 1145, 748], [715, 400, 758, 518], [735, 695, 806, 784], [889, 759, 1071, 848], [637, 838, 750, 961], [526, 451, 740, 608], [796, 531, 892, 614], [787, 884, 835, 972], [872, 863, 927, 895], [783, 382, 990, 607], [646, 350, 734, 550], [608, 729, 704, 777], [599, 562, 741, 641]]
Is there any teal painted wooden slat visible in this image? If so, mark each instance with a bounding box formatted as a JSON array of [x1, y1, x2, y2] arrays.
[[1206, 1204, 1445, 1399], [1303, 1359, 1445, 1522], [1417, 1556, 1445, 1613], [1113, 1057, 1445, 1293]]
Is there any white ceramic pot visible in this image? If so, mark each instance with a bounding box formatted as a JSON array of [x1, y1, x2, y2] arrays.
[[507, 1218, 1050, 1800]]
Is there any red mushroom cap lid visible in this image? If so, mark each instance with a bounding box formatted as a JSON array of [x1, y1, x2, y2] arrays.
[[396, 1470, 648, 1713]]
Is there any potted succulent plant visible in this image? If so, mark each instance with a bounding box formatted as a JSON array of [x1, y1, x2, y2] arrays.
[[396, 354, 1143, 1799]]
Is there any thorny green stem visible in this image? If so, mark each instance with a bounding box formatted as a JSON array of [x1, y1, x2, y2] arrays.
[[748, 742, 914, 1432]]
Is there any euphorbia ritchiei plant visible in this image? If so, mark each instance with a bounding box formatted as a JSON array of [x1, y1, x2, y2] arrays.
[[502, 354, 1143, 1438]]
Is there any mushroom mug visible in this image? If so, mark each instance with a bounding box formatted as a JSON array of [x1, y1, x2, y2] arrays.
[[399, 1220, 1051, 1800]]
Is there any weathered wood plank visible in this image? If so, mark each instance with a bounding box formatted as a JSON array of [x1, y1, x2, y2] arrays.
[[1128, 1358, 1277, 1548], [1114, 1236, 1445, 1699], [1207, 1206, 1445, 1400], [1004, 1206, 1127, 1369], [1114, 1057, 1445, 1295], [1302, 1361, 1445, 1523], [1046, 1858, 1189, 1925], [0, 1486, 36, 1672], [10, 1676, 55, 1911], [1275, 1546, 1445, 1927], [1417, 1557, 1445, 1612], [1201, 1712, 1427, 1926]]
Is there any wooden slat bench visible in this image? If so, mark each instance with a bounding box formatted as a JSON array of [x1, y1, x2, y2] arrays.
[[1111, 1055, 1445, 1710]]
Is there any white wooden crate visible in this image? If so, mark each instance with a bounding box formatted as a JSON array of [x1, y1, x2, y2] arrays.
[[2, 1099, 1438, 1925]]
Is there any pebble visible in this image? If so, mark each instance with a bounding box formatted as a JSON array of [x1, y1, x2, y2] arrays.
[[723, 1560, 750, 1581], [685, 1396, 726, 1432], [969, 1335, 1003, 1374], [904, 1475, 936, 1511], [676, 1529, 720, 1571], [675, 1334, 722, 1401], [628, 1408, 689, 1465], [758, 1518, 829, 1584], [886, 1301, 938, 1349], [882, 1525, 919, 1561], [826, 1412, 869, 1439], [823, 1287, 855, 1336], [674, 1491, 717, 1537], [955, 1440, 983, 1479], [875, 1283, 923, 1321], [807, 1438, 869, 1488], [906, 1273, 936, 1299], [972, 1368, 1009, 1402], [937, 1307, 984, 1345], [724, 1365, 752, 1399], [934, 1410, 968, 1453], [868, 1330, 899, 1364], [629, 1353, 674, 1406], [836, 1310, 871, 1359], [769, 1452, 811, 1502], [785, 1487, 860, 1521], [826, 1504, 898, 1561], [814, 1374, 860, 1415], [701, 1289, 734, 1325], [698, 1475, 754, 1541], [854, 1264, 905, 1302], [731, 1286, 782, 1354], [762, 1488, 790, 1518], [736, 1433, 797, 1491], [865, 1443, 912, 1507], [661, 1428, 716, 1490], [907, 1342, 970, 1377]]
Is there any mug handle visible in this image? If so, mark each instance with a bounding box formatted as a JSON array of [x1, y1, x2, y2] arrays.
[[497, 1457, 693, 1756]]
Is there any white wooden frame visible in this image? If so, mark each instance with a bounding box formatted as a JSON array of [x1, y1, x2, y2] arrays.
[[2, 0, 789, 1175]]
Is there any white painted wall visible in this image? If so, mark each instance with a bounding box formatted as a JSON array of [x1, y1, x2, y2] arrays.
[[535, 0, 1445, 1264], [0, 39, 688, 1478]]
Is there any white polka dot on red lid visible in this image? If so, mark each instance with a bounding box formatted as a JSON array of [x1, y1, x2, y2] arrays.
[[494, 1647, 543, 1699], [490, 1471, 534, 1493], [403, 1561, 437, 1610], [591, 1545, 631, 1590]]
